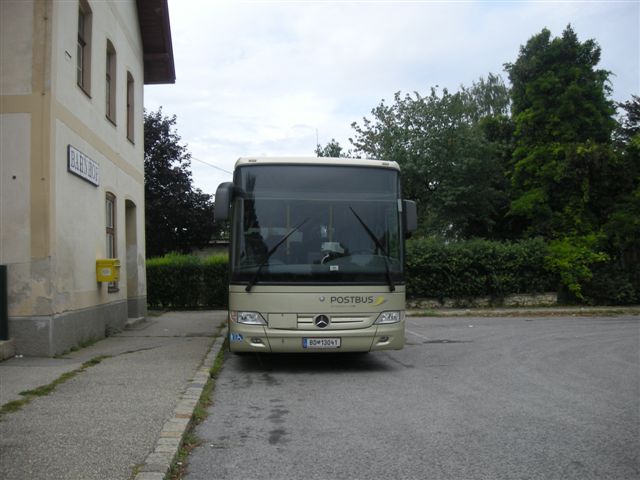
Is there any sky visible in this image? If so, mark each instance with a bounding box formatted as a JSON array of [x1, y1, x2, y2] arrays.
[[144, 0, 640, 196]]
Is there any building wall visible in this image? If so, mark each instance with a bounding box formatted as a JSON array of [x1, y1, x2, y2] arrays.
[[1, 0, 148, 356], [1, 0, 51, 320], [0, 0, 34, 95]]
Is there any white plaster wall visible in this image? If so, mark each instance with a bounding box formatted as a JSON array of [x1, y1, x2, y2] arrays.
[[0, 113, 38, 317], [1, 1, 148, 317], [0, 0, 34, 95], [53, 121, 105, 311], [0, 114, 31, 265], [49, 0, 147, 313], [52, 0, 145, 173]]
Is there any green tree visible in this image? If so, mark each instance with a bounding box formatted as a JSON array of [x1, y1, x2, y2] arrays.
[[597, 95, 640, 303], [350, 74, 512, 239], [315, 138, 345, 157], [504, 26, 621, 299], [144, 108, 217, 257], [505, 25, 617, 236], [615, 95, 640, 145]]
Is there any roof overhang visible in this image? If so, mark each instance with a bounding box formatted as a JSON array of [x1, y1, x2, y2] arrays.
[[136, 0, 176, 84]]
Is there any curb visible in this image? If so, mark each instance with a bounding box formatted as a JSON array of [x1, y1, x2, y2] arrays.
[[125, 316, 147, 329], [406, 306, 640, 317], [133, 327, 228, 480]]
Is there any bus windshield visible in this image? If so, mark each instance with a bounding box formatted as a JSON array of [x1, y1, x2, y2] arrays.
[[230, 164, 403, 285]]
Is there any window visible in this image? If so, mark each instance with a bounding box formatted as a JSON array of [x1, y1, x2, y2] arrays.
[[106, 40, 116, 123], [77, 0, 92, 94], [126, 72, 134, 142], [106, 193, 116, 257], [106, 193, 118, 292], [231, 165, 403, 285]]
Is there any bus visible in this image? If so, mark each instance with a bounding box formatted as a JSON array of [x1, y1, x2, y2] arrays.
[[214, 157, 416, 353]]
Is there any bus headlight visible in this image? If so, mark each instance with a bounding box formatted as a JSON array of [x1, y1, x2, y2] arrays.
[[230, 311, 267, 325], [375, 311, 402, 324]]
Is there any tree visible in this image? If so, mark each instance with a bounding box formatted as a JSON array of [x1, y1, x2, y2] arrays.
[[350, 74, 512, 239], [144, 108, 217, 257], [504, 26, 621, 299], [504, 25, 617, 237], [315, 139, 345, 157], [615, 95, 640, 145], [599, 95, 640, 302]]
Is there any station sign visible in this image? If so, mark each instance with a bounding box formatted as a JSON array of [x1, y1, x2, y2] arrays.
[[68, 145, 100, 186]]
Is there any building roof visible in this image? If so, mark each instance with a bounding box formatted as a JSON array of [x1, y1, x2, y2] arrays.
[[136, 0, 176, 84]]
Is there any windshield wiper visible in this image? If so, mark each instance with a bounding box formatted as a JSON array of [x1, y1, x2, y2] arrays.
[[349, 207, 395, 292], [245, 218, 309, 292]]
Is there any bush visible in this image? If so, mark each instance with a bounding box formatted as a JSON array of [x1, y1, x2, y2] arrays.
[[405, 237, 556, 300], [544, 235, 609, 301], [146, 253, 228, 309], [201, 255, 230, 307], [582, 262, 639, 305], [146, 241, 636, 308]]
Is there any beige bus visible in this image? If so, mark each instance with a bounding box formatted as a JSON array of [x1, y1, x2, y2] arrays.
[[214, 157, 417, 353]]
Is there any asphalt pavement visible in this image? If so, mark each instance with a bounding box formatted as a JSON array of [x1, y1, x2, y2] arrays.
[[185, 314, 640, 480], [0, 310, 228, 480], [1, 309, 638, 480]]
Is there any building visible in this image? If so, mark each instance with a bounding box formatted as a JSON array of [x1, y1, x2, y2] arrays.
[[0, 0, 175, 356]]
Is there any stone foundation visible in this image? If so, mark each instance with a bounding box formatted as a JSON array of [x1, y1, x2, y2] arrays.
[[8, 299, 140, 357], [127, 295, 147, 319], [407, 292, 558, 310]]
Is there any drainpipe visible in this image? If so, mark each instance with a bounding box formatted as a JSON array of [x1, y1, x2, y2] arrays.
[[0, 265, 8, 341]]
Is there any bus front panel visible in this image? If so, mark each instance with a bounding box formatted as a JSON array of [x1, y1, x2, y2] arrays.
[[225, 162, 408, 353], [227, 285, 406, 353]]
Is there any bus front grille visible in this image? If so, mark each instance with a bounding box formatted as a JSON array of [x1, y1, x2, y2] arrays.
[[297, 315, 373, 330]]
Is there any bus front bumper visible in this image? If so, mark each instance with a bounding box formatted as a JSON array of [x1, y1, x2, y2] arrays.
[[228, 322, 405, 353]]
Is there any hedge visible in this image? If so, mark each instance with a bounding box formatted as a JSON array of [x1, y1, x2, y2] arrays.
[[146, 253, 228, 309], [405, 237, 557, 300], [146, 239, 559, 309]]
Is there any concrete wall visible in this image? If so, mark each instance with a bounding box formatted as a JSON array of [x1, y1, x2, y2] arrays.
[[9, 300, 128, 357]]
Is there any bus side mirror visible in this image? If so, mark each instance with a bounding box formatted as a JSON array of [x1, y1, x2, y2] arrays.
[[403, 200, 417, 237], [214, 182, 234, 222]]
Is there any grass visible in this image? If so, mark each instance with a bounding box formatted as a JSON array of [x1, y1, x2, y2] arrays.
[[168, 432, 200, 480], [0, 399, 29, 415], [18, 370, 79, 397], [54, 336, 102, 358], [0, 355, 110, 418]]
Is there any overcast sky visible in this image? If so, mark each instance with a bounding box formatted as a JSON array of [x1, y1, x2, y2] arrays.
[[144, 0, 639, 196]]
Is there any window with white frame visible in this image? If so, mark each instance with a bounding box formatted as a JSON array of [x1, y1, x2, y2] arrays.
[[106, 193, 118, 292], [77, 0, 92, 94], [126, 72, 134, 142], [106, 193, 116, 257], [106, 40, 116, 123]]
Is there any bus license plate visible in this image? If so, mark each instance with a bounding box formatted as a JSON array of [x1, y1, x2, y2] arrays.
[[303, 338, 341, 349]]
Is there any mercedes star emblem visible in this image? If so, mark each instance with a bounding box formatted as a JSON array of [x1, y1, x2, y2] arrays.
[[314, 314, 330, 328]]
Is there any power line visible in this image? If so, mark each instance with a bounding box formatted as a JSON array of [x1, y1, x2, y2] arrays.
[[191, 156, 233, 174]]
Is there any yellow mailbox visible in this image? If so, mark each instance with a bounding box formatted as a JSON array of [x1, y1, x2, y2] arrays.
[[96, 259, 120, 282]]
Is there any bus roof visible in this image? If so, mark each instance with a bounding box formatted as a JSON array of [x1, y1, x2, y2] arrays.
[[234, 157, 400, 171]]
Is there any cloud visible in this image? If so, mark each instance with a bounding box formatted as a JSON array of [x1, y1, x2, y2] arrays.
[[145, 0, 639, 195]]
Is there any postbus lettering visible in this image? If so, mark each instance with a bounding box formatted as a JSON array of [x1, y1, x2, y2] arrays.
[[330, 296, 375, 304]]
